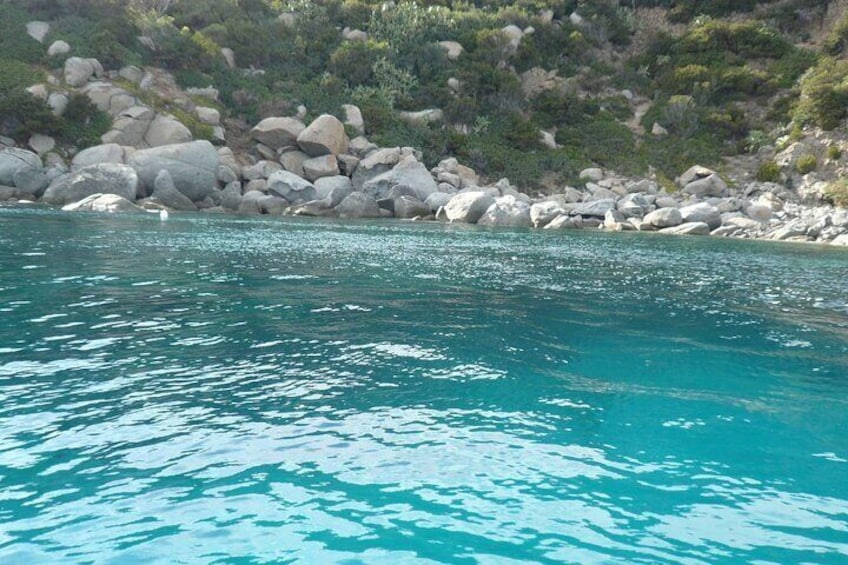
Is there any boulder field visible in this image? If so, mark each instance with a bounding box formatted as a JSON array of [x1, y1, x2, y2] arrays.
[[3, 132, 848, 246]]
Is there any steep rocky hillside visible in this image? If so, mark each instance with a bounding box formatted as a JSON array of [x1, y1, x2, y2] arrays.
[[1, 0, 848, 206]]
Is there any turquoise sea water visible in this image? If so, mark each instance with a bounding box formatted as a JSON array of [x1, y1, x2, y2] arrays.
[[1, 207, 847, 564]]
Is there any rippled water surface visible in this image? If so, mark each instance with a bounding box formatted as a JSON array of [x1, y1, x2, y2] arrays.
[[1, 208, 847, 564]]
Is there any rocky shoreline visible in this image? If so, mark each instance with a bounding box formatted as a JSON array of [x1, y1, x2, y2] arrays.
[[3, 132, 848, 247], [2, 53, 848, 246]]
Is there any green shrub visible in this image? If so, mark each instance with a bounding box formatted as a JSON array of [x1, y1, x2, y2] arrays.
[[823, 14, 848, 56], [793, 57, 848, 130], [824, 179, 848, 207], [795, 154, 817, 175], [0, 89, 61, 142], [0, 5, 47, 65], [329, 40, 389, 87], [0, 59, 42, 96], [555, 116, 634, 168], [827, 145, 842, 160], [59, 93, 112, 148], [756, 160, 781, 182]]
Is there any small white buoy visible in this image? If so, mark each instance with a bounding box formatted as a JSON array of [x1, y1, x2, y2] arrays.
[[159, 209, 169, 221]]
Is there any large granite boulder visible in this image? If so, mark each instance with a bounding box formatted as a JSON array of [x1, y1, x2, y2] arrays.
[[425, 191, 452, 212], [64, 57, 103, 87], [152, 169, 197, 211], [361, 155, 438, 201], [266, 170, 317, 203], [679, 202, 722, 229], [130, 141, 219, 201], [251, 117, 305, 150], [297, 114, 349, 157], [659, 222, 711, 236], [681, 173, 727, 197], [43, 163, 138, 206], [336, 192, 381, 218], [477, 196, 532, 227], [617, 193, 650, 218], [71, 143, 132, 171], [571, 198, 616, 218], [62, 193, 141, 213], [643, 206, 683, 228], [26, 21, 50, 43], [444, 191, 495, 224], [0, 148, 43, 186], [302, 154, 340, 182], [351, 147, 408, 189], [392, 195, 431, 219], [47, 40, 71, 58], [314, 175, 352, 199], [145, 114, 193, 147], [530, 201, 566, 227]]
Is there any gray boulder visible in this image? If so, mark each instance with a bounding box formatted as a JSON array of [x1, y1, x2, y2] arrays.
[[677, 165, 716, 187], [302, 154, 340, 182], [425, 191, 453, 212], [679, 202, 722, 229], [43, 163, 138, 206], [152, 169, 197, 211], [659, 222, 711, 236], [579, 167, 604, 182], [361, 155, 438, 201], [745, 203, 773, 222], [64, 57, 102, 87], [477, 196, 532, 227], [62, 193, 141, 213], [682, 174, 727, 197], [47, 40, 71, 57], [571, 198, 616, 218], [72, 143, 128, 170], [644, 207, 683, 228], [297, 114, 349, 157], [351, 147, 411, 189], [392, 195, 431, 219], [314, 175, 352, 199], [251, 117, 305, 150], [12, 168, 49, 197], [26, 21, 50, 43], [341, 104, 365, 135], [242, 160, 282, 180], [145, 114, 193, 148], [617, 193, 649, 218], [530, 201, 566, 227], [0, 148, 43, 186], [266, 170, 317, 203], [220, 182, 243, 211], [256, 194, 288, 215], [545, 214, 583, 229], [444, 191, 495, 224], [336, 192, 381, 218], [280, 150, 309, 178], [131, 141, 219, 201]]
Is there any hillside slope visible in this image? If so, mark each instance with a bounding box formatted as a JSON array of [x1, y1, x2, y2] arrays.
[[0, 0, 847, 204]]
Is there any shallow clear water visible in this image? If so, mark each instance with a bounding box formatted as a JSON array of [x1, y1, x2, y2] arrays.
[[1, 207, 847, 564]]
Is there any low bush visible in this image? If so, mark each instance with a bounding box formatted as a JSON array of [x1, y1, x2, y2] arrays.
[[794, 154, 817, 174], [756, 160, 781, 182], [0, 89, 60, 142], [824, 179, 848, 207], [793, 57, 848, 130], [59, 93, 112, 148]]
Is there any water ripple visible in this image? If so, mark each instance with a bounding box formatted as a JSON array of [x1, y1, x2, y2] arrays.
[[0, 211, 846, 563]]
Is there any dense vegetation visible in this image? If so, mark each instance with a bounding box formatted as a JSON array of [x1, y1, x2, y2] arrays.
[[1, 0, 846, 188]]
